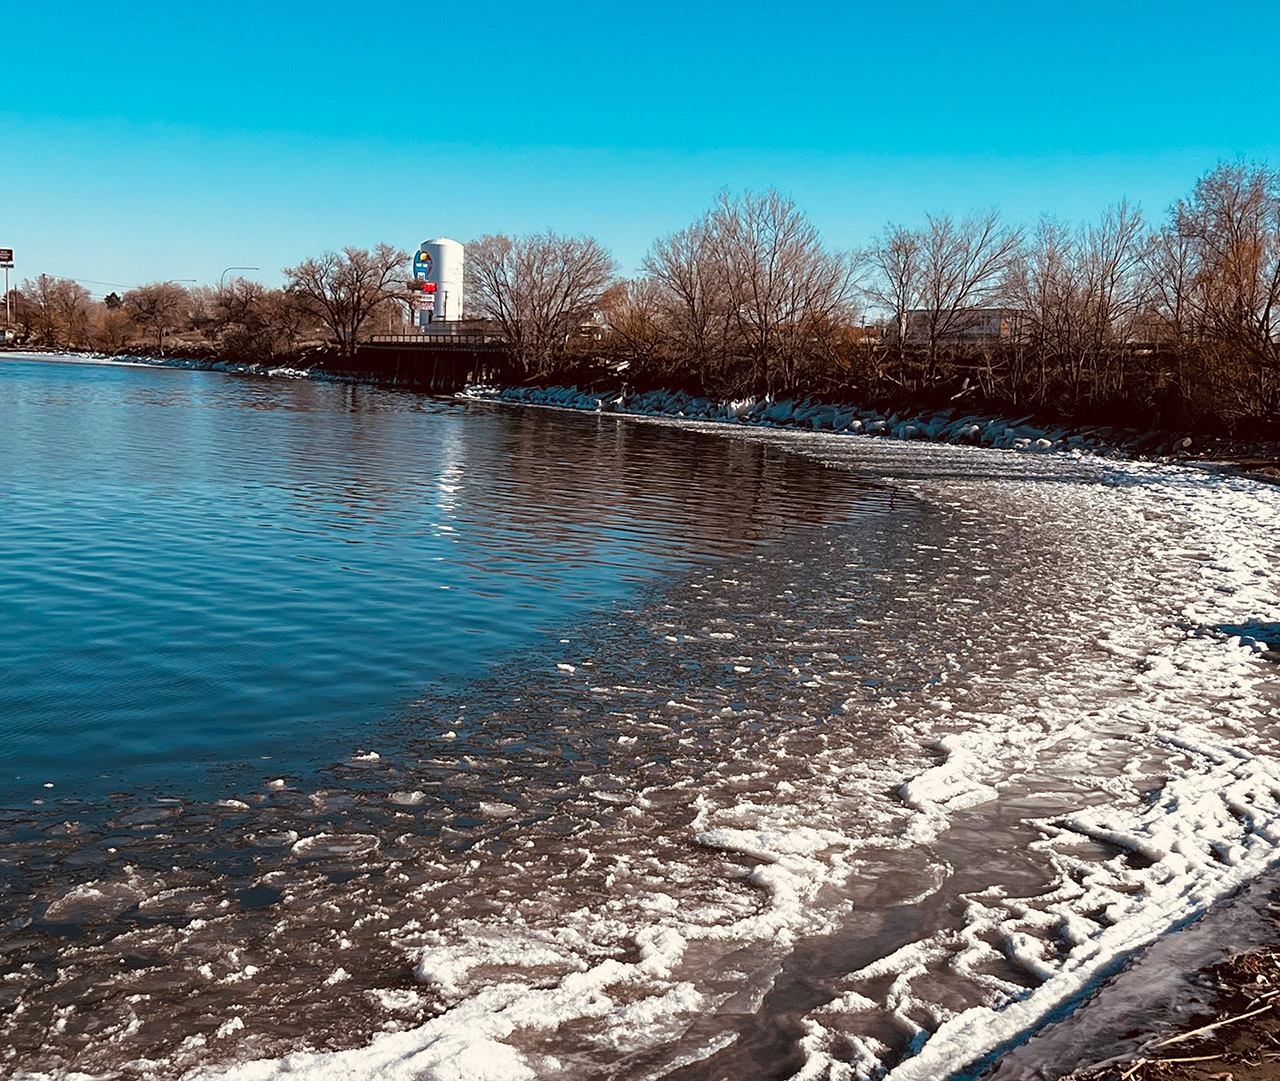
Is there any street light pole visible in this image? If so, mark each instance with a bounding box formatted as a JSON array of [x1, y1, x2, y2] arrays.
[[219, 267, 260, 291], [0, 247, 13, 338]]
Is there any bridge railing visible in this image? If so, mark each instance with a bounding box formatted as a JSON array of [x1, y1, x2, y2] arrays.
[[367, 333, 503, 347]]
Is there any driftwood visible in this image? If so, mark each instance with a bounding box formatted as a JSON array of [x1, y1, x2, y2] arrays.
[[1147, 1000, 1275, 1050]]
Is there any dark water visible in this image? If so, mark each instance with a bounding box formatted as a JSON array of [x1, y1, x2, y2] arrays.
[[0, 356, 876, 806]]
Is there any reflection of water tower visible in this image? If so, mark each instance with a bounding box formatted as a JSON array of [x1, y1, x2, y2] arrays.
[[412, 238, 464, 330]]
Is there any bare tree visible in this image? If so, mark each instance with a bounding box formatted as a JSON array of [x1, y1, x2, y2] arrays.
[[20, 274, 91, 348], [1006, 218, 1072, 401], [643, 214, 737, 381], [55, 280, 93, 347], [1012, 203, 1149, 401], [600, 278, 667, 374], [864, 225, 923, 349], [912, 212, 1023, 384], [283, 244, 408, 356], [465, 232, 616, 375], [1174, 160, 1280, 412], [90, 307, 133, 353], [21, 275, 60, 344], [1077, 200, 1150, 399], [260, 289, 310, 356], [123, 282, 192, 351], [709, 190, 857, 394], [1142, 224, 1197, 346]]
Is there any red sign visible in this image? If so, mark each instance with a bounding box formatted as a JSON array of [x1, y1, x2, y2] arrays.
[[0, 248, 12, 266], [424, 282, 437, 293]]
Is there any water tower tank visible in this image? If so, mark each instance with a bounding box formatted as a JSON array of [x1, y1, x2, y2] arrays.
[[419, 238, 464, 322]]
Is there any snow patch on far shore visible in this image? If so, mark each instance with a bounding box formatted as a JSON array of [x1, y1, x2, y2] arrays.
[[467, 384, 1175, 459]]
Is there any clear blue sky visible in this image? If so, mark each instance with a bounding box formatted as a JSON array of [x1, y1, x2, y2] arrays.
[[4, 0, 1278, 296]]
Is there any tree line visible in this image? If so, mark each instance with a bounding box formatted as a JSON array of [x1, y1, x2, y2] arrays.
[[5, 159, 1278, 433], [3, 244, 409, 363], [465, 161, 1280, 433]]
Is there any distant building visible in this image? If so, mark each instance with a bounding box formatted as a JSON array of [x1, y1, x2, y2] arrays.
[[890, 307, 1026, 345], [412, 238, 465, 330]]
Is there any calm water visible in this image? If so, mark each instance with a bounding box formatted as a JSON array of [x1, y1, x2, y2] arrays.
[[4, 355, 1279, 1081], [0, 356, 871, 805]]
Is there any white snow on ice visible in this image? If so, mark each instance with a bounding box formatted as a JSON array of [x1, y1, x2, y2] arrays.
[[16, 383, 1280, 1081]]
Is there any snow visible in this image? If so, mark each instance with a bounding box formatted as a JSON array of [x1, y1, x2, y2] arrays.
[[467, 384, 1179, 459], [16, 376, 1280, 1081]]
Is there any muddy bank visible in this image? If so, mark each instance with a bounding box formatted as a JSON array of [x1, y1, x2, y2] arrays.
[[1067, 940, 1280, 1080]]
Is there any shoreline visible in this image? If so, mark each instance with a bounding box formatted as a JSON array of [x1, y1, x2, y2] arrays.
[[474, 382, 1280, 1079], [463, 381, 1280, 484], [7, 348, 1280, 1078], [6, 347, 1279, 479]]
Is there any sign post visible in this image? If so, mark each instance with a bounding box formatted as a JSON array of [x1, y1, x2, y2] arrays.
[[0, 248, 12, 338]]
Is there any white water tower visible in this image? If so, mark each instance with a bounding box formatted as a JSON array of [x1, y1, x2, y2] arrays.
[[412, 238, 465, 327]]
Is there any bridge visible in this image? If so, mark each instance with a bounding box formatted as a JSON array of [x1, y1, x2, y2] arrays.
[[330, 333, 510, 391]]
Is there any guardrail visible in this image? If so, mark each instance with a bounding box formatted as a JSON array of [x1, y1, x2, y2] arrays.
[[367, 333, 502, 347]]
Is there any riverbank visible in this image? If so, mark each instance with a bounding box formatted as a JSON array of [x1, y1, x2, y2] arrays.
[[471, 381, 1280, 1080], [465, 382, 1280, 481], [8, 347, 1278, 477], [5, 348, 1280, 1079], [1068, 939, 1280, 1080]]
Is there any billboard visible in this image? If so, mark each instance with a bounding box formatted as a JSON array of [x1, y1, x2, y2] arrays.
[[0, 248, 12, 268], [413, 250, 433, 281]]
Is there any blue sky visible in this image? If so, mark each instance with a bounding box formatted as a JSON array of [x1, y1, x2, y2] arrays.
[[4, 0, 1278, 295]]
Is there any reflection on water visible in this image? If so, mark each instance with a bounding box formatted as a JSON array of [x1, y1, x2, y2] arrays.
[[0, 356, 880, 805], [7, 359, 1272, 1081], [0, 356, 897, 1078]]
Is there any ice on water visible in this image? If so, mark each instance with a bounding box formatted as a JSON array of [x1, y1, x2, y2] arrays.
[[8, 410, 1280, 1081]]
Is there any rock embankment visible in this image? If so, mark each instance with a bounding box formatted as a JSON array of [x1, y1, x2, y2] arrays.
[[480, 385, 1280, 471]]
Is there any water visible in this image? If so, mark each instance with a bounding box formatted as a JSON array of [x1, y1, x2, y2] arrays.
[[2, 355, 1280, 1081], [0, 356, 875, 802]]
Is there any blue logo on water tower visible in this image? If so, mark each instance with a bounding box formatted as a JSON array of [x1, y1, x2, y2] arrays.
[[413, 250, 433, 280]]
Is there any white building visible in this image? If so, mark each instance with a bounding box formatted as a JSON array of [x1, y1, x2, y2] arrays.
[[412, 238, 465, 329]]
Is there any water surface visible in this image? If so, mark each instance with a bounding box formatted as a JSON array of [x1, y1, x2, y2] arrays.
[[0, 355, 875, 803], [3, 356, 1280, 1081]]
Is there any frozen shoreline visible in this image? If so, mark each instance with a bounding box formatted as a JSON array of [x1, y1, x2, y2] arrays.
[[9, 355, 1280, 1081], [464, 383, 1280, 481], [180, 402, 1280, 1081], [469, 383, 1154, 455]]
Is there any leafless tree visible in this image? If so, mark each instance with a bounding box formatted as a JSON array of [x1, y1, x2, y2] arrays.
[[90, 307, 133, 353], [912, 212, 1023, 384], [123, 282, 192, 351], [261, 289, 310, 356], [1173, 160, 1280, 412], [643, 214, 736, 380], [1076, 200, 1150, 398], [600, 278, 667, 374], [20, 274, 92, 347], [864, 225, 923, 349], [283, 244, 408, 356], [465, 231, 616, 375], [1012, 202, 1149, 401], [645, 191, 855, 394], [711, 190, 858, 394], [1142, 224, 1197, 347]]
